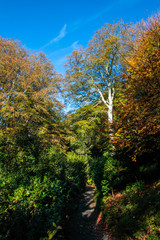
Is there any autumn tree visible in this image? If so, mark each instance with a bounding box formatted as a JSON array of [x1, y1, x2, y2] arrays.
[[114, 14, 160, 162], [0, 37, 63, 150]]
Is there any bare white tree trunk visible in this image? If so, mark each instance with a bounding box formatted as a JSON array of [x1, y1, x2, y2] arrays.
[[108, 86, 113, 125], [96, 83, 114, 127], [108, 84, 115, 154]]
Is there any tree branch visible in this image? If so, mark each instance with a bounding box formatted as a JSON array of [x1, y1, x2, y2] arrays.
[[96, 87, 109, 108]]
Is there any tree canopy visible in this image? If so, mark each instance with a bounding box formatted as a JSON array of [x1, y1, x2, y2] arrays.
[[0, 37, 64, 148], [114, 14, 160, 161]]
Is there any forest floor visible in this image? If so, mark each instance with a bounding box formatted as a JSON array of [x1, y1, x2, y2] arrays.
[[64, 185, 111, 240]]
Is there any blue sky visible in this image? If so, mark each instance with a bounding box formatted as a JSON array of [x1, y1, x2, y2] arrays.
[[0, 0, 160, 74]]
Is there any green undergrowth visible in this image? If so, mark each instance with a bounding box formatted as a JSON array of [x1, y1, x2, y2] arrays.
[[0, 147, 86, 240], [101, 180, 160, 240], [87, 152, 160, 239]]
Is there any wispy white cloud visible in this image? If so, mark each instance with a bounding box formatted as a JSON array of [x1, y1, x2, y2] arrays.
[[49, 40, 79, 58], [69, 1, 118, 33], [40, 24, 67, 49], [52, 24, 67, 42], [70, 0, 141, 31], [48, 41, 80, 73]]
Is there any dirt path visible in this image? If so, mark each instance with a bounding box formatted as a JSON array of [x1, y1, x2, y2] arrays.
[[65, 185, 110, 240]]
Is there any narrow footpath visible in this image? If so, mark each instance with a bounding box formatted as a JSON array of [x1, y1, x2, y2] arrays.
[[65, 185, 110, 240]]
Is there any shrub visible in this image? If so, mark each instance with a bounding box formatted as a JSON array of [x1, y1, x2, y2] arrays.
[[0, 147, 87, 239]]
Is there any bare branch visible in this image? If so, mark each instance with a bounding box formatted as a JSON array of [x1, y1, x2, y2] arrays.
[[96, 87, 109, 108]]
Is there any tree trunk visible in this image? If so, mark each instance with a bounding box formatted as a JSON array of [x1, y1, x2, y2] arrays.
[[108, 86, 113, 126]]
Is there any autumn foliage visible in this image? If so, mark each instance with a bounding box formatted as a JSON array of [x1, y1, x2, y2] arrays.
[[114, 14, 160, 161], [0, 37, 65, 148]]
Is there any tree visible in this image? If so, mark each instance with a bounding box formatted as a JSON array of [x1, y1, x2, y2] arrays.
[[114, 14, 160, 161], [0, 37, 63, 149], [65, 21, 131, 135]]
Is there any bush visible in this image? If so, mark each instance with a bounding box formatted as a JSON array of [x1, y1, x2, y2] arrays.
[[88, 155, 106, 191], [65, 152, 87, 211], [0, 147, 87, 239], [102, 180, 160, 239]]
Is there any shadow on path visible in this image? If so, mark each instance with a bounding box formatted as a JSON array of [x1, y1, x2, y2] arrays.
[[64, 185, 109, 240]]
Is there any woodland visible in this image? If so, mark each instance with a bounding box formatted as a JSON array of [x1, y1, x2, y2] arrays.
[[0, 13, 160, 240]]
